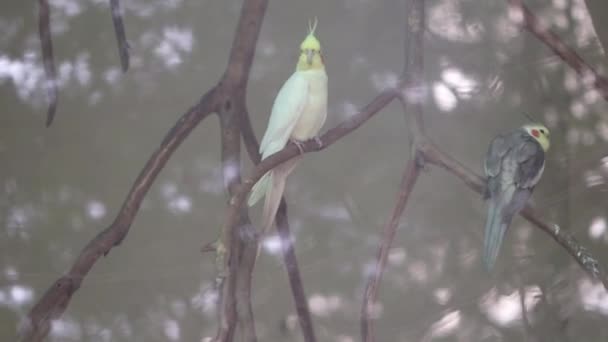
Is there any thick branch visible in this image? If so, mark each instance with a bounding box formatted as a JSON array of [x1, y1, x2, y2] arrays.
[[26, 0, 269, 340], [508, 0, 608, 101], [216, 102, 258, 342], [213, 1, 268, 341]]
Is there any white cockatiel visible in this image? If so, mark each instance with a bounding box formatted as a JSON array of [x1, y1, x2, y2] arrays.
[[248, 19, 328, 234]]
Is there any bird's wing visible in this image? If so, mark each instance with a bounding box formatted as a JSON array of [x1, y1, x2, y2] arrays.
[[484, 132, 512, 198], [259, 72, 309, 158], [484, 133, 511, 178], [515, 138, 545, 189]]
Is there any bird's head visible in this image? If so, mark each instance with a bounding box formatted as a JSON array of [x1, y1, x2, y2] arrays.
[[523, 124, 550, 152], [297, 18, 324, 71]]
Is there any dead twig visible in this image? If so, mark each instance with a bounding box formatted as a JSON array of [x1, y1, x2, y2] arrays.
[[110, 0, 130, 72], [507, 0, 608, 101], [37, 0, 58, 127]]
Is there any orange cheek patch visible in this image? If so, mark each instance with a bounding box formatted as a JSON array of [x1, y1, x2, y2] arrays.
[[531, 129, 540, 138]]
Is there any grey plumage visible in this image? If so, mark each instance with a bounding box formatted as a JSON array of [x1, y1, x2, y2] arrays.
[[483, 128, 545, 270]]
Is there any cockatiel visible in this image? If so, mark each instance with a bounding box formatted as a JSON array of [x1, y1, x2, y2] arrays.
[[248, 19, 328, 235], [483, 124, 550, 270]]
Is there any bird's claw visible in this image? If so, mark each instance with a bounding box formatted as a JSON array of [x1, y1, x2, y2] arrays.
[[313, 136, 323, 149], [290, 139, 306, 154]]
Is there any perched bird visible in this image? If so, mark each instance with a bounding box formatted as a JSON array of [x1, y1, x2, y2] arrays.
[[482, 124, 550, 270], [248, 19, 328, 235]]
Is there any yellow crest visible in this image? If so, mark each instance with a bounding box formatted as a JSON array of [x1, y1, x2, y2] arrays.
[[297, 17, 324, 71], [300, 17, 321, 51]]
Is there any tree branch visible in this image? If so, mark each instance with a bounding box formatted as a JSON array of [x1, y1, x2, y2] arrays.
[[110, 0, 130, 72], [360, 160, 421, 342], [361, 1, 425, 340], [25, 0, 269, 340], [23, 90, 218, 342], [212, 0, 268, 341], [38, 0, 58, 127], [275, 201, 317, 342], [507, 0, 608, 101]]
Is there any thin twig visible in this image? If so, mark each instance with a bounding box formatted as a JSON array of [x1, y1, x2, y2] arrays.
[[110, 0, 130, 72], [361, 0, 426, 340], [360, 160, 421, 342], [275, 201, 317, 342], [507, 0, 608, 101], [38, 0, 58, 127]]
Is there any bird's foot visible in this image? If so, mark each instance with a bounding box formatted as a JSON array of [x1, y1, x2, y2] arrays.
[[313, 136, 323, 149], [290, 139, 306, 154]]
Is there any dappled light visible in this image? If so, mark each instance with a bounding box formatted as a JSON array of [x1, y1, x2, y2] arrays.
[[2, 0, 608, 341]]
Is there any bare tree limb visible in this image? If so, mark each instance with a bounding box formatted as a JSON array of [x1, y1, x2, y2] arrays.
[[23, 90, 218, 342], [274, 201, 317, 342], [25, 0, 269, 340], [38, 0, 58, 127], [212, 0, 268, 341], [508, 0, 608, 101], [110, 0, 130, 72], [361, 1, 426, 340], [216, 98, 258, 342], [360, 160, 421, 342]]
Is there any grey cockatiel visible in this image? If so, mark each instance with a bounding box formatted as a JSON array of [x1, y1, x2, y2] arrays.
[[483, 124, 550, 270]]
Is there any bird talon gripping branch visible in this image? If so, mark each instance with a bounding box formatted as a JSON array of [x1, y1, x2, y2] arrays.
[[290, 138, 306, 154], [313, 136, 323, 149]]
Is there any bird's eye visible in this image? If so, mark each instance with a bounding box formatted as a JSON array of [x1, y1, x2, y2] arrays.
[[539, 129, 545, 134]]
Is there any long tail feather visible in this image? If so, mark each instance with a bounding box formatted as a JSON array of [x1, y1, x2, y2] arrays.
[[248, 172, 271, 207], [261, 173, 287, 233], [483, 200, 508, 270]]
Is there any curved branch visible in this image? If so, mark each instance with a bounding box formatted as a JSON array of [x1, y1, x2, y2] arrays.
[[25, 1, 269, 340], [361, 0, 426, 340], [23, 90, 218, 342], [508, 0, 608, 101], [360, 160, 420, 342]]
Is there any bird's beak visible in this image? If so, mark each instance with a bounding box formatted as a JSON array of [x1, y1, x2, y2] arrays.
[[306, 50, 315, 65]]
